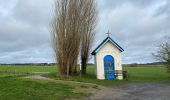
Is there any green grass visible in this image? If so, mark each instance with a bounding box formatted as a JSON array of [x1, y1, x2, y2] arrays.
[[0, 65, 96, 100], [1, 65, 170, 86], [0, 73, 31, 77], [43, 65, 170, 86], [0, 76, 93, 100], [0, 65, 170, 99], [123, 66, 170, 82], [44, 72, 129, 86], [0, 65, 56, 73]]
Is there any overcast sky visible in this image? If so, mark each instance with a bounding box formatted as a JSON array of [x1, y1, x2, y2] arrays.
[[0, 0, 170, 64]]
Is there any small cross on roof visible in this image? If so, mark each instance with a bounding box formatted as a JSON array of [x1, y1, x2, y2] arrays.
[[106, 30, 111, 37]]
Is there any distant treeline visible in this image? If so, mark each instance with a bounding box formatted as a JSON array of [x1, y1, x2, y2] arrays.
[[0, 63, 95, 66], [0, 63, 56, 66], [124, 62, 165, 67], [0, 62, 165, 67]]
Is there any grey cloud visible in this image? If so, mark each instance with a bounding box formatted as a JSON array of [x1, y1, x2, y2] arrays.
[[0, 44, 54, 63], [0, 0, 170, 64], [12, 0, 53, 27], [154, 0, 170, 19], [95, 0, 170, 64], [0, 0, 53, 63], [98, 0, 159, 12]]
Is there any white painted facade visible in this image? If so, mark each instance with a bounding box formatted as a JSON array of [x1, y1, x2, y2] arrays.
[[92, 38, 123, 80]]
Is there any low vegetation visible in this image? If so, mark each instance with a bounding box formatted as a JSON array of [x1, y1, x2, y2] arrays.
[[43, 65, 170, 86], [0, 65, 170, 99], [0, 65, 97, 100], [0, 76, 92, 100], [1, 65, 170, 85], [0, 65, 57, 73], [124, 66, 170, 82]]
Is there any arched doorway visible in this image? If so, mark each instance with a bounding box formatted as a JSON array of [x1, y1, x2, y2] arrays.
[[104, 55, 115, 80]]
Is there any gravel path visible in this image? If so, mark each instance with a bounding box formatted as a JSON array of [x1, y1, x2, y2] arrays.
[[89, 82, 170, 100]]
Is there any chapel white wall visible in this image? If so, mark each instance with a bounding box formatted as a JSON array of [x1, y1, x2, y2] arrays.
[[95, 42, 123, 80]]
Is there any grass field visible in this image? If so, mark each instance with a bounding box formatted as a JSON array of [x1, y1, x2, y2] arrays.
[[43, 65, 170, 86], [0, 65, 170, 99], [0, 76, 92, 100], [123, 66, 170, 82], [0, 65, 170, 83], [0, 65, 94, 100], [0, 65, 57, 73]]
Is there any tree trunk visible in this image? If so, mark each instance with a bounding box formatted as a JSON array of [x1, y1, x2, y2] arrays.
[[81, 58, 87, 75]]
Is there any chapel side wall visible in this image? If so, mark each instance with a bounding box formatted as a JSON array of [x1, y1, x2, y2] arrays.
[[96, 52, 105, 79], [94, 55, 97, 78], [96, 42, 123, 80], [117, 52, 123, 80]]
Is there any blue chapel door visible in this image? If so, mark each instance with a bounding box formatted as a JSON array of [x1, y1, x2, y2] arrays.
[[104, 55, 115, 80]]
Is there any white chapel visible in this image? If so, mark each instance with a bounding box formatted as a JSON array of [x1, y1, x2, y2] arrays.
[[91, 34, 124, 80]]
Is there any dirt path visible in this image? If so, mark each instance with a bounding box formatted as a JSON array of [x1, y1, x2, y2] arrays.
[[88, 82, 170, 100], [23, 75, 99, 86]]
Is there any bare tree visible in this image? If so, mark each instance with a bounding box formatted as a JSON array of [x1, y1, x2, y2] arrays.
[[51, 0, 83, 76], [80, 0, 97, 75], [153, 36, 170, 73], [51, 0, 97, 76]]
